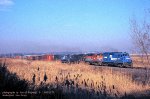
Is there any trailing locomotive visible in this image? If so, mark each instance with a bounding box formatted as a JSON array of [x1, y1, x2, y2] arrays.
[[61, 54, 81, 64], [84, 53, 103, 65]]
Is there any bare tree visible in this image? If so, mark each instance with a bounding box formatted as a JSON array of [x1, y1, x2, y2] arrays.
[[130, 10, 150, 65]]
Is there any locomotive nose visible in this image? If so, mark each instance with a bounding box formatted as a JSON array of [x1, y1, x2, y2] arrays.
[[125, 56, 132, 62]]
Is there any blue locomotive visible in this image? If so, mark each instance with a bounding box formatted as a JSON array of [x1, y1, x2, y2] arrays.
[[102, 52, 133, 67]]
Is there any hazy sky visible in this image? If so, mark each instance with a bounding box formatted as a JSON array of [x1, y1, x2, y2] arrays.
[[0, 0, 150, 54]]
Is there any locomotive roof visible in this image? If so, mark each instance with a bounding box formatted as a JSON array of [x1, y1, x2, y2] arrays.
[[103, 52, 128, 54]]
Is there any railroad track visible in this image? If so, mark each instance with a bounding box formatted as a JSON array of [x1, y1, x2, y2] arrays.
[[90, 64, 150, 71]]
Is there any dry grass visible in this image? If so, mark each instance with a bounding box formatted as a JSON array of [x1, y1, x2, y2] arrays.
[[1, 58, 150, 98], [131, 56, 150, 68]]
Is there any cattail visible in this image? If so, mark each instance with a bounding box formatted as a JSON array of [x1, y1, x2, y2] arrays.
[[32, 74, 36, 84], [112, 85, 115, 89], [55, 76, 58, 82], [76, 83, 79, 88], [81, 81, 83, 84], [84, 81, 88, 87], [72, 80, 74, 86], [98, 85, 100, 88], [44, 73, 48, 82], [91, 83, 93, 87], [37, 67, 39, 71]]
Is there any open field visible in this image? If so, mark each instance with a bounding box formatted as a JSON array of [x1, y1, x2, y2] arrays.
[[0, 58, 150, 98], [131, 55, 150, 68]]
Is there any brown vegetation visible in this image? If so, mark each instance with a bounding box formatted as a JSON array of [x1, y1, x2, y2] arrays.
[[131, 55, 150, 68], [1, 58, 150, 98]]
